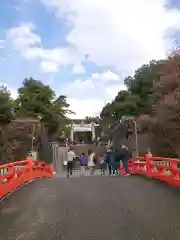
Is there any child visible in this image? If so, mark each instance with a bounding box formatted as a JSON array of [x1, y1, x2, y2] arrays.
[[79, 153, 88, 173]]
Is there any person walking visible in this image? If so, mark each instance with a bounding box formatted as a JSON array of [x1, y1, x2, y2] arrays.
[[112, 150, 120, 176], [121, 145, 130, 176], [105, 146, 113, 176], [79, 153, 88, 174], [114, 145, 130, 176], [67, 148, 76, 177], [88, 150, 96, 175]]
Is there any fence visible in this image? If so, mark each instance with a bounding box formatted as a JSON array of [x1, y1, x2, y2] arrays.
[[121, 154, 180, 187], [0, 158, 53, 199]]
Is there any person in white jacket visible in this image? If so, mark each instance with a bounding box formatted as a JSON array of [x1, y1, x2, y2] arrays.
[[67, 148, 76, 177], [88, 150, 96, 175]]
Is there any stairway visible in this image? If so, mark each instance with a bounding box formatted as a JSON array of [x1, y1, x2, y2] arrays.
[[68, 144, 105, 157]]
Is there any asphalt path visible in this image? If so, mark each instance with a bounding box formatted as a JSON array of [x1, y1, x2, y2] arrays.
[[1, 173, 180, 240]]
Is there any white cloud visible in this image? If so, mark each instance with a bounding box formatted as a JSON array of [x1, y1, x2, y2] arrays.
[[41, 0, 180, 74], [0, 83, 18, 99], [6, 1, 180, 118], [40, 61, 59, 72], [62, 71, 122, 99], [105, 84, 126, 98], [101, 71, 119, 81], [72, 63, 85, 74], [91, 71, 120, 83], [62, 78, 94, 101], [4, 70, 124, 118], [25, 46, 83, 65], [62, 70, 126, 117], [23, 47, 44, 59], [0, 40, 4, 49], [6, 22, 41, 50], [40, 0, 180, 118], [65, 82, 127, 119], [66, 98, 104, 119], [9, 87, 18, 99], [5, 23, 84, 73]]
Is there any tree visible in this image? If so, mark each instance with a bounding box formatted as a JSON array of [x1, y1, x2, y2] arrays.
[[124, 61, 159, 114], [0, 85, 14, 163], [0, 85, 14, 125], [0, 78, 74, 163], [100, 60, 160, 129], [53, 95, 75, 118], [100, 90, 140, 124], [14, 77, 55, 119], [45, 95, 73, 137], [99, 48, 180, 157], [153, 55, 180, 155], [14, 77, 71, 137], [85, 116, 100, 124]]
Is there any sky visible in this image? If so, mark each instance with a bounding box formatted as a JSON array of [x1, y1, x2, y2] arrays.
[[1, 0, 180, 119]]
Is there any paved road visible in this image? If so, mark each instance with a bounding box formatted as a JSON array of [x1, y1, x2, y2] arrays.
[[1, 174, 180, 240]]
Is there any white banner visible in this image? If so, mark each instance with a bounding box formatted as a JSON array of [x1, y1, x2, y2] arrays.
[[74, 127, 92, 132]]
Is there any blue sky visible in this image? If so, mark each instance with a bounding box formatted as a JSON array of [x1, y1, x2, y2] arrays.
[[1, 0, 180, 118]]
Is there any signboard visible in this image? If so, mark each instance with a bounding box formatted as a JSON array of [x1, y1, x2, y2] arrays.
[[73, 124, 92, 132], [74, 127, 92, 132]]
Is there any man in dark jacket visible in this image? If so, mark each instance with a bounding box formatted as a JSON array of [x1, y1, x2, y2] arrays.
[[104, 145, 113, 176], [120, 145, 130, 175], [114, 145, 130, 176], [113, 146, 121, 176]]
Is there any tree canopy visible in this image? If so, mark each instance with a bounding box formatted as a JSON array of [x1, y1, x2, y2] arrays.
[[100, 48, 180, 156], [0, 85, 14, 126], [100, 60, 160, 126], [0, 77, 74, 163], [0, 77, 72, 137]]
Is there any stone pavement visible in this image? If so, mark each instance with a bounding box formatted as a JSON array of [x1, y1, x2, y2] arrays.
[[1, 174, 180, 239]]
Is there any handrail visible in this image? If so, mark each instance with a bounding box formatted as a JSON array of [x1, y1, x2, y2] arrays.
[[120, 154, 180, 187], [0, 158, 54, 199]]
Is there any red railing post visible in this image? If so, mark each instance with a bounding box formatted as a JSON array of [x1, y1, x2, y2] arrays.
[[120, 162, 125, 175], [27, 157, 34, 182], [145, 153, 153, 177], [169, 159, 180, 187], [0, 158, 54, 199]]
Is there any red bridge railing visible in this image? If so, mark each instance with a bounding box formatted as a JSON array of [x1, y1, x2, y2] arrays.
[[120, 154, 180, 187], [0, 158, 54, 199]]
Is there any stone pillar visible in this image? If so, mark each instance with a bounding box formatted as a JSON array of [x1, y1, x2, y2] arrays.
[[70, 123, 74, 142], [91, 122, 96, 142]]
